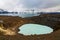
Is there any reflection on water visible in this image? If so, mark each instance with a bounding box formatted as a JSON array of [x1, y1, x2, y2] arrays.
[[18, 24, 53, 35]]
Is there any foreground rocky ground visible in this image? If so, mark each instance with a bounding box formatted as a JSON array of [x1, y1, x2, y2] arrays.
[[0, 13, 60, 40]]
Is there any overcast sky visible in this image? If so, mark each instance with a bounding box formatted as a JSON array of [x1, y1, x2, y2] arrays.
[[0, 0, 60, 12]]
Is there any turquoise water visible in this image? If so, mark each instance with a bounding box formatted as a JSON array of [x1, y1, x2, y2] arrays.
[[18, 24, 53, 35]]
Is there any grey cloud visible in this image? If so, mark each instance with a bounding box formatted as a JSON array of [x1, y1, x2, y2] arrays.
[[19, 0, 60, 9], [0, 0, 60, 11]]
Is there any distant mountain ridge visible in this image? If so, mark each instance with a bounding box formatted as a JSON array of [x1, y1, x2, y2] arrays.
[[0, 9, 8, 12], [0, 9, 4, 12]]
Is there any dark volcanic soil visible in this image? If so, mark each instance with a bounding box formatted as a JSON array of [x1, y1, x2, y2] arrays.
[[1, 30, 60, 40], [0, 13, 60, 40]]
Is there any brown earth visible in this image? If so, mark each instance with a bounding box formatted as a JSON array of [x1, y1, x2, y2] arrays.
[[0, 13, 60, 40]]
